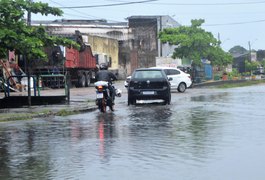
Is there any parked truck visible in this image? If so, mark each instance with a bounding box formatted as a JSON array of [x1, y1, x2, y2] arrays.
[[64, 44, 97, 87], [28, 32, 98, 88]]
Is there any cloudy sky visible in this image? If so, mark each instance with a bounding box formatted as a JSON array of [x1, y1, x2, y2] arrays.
[[32, 0, 265, 51]]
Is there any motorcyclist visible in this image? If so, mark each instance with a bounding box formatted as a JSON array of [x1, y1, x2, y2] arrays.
[[95, 63, 117, 104]]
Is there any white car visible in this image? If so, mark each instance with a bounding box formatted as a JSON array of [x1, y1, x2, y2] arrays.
[[125, 67, 192, 93], [124, 76, 131, 88]]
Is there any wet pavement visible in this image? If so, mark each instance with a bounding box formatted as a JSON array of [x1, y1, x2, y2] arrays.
[[1, 82, 265, 179]]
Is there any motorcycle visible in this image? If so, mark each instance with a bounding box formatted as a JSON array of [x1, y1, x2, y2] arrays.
[[95, 81, 122, 112]]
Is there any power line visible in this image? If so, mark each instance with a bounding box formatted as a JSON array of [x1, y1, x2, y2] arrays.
[[148, 1, 265, 6], [47, 0, 131, 22], [204, 19, 265, 26], [48, 0, 99, 19], [47, 0, 265, 26], [58, 0, 158, 9]]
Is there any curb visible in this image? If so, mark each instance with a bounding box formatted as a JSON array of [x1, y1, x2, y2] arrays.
[[0, 103, 98, 122], [193, 79, 247, 88]]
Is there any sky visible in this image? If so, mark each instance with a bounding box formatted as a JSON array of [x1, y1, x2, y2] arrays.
[[31, 0, 265, 52]]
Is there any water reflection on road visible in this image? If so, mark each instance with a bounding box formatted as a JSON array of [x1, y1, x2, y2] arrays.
[[1, 84, 265, 180]]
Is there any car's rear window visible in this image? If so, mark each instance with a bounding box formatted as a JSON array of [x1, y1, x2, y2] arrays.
[[133, 70, 164, 79], [165, 69, 180, 75]]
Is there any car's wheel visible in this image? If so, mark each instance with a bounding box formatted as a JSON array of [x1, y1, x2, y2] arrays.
[[128, 96, 136, 106], [78, 74, 86, 87], [163, 94, 171, 105], [168, 93, 171, 104], [85, 73, 91, 87], [178, 82, 186, 93]]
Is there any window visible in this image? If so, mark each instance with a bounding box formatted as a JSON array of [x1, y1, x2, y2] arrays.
[[167, 69, 180, 75], [95, 54, 99, 64], [134, 70, 163, 79], [108, 57, 112, 67]]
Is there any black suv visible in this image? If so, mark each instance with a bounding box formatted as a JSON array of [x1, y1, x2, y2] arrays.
[[127, 68, 171, 105]]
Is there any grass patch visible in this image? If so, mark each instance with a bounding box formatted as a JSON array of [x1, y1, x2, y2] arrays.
[[0, 109, 77, 122], [55, 109, 77, 116], [0, 105, 96, 122], [0, 113, 34, 122], [0, 109, 54, 122], [216, 80, 265, 88]]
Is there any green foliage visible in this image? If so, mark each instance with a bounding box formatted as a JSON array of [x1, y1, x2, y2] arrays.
[[245, 60, 260, 72], [257, 50, 265, 61], [260, 59, 265, 68], [159, 19, 233, 66], [227, 68, 240, 79], [217, 80, 265, 89], [0, 0, 79, 59], [242, 71, 251, 76]]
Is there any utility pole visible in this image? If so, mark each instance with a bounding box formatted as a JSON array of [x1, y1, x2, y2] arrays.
[[248, 41, 251, 61], [27, 0, 33, 107], [27, 0, 32, 26], [218, 32, 221, 46]]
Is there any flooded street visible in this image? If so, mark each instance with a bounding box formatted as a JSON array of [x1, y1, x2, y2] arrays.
[[1, 84, 265, 180]]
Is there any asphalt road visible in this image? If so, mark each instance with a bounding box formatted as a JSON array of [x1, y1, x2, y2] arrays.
[[1, 82, 265, 179]]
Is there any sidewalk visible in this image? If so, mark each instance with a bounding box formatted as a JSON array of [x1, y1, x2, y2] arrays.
[[0, 87, 98, 120], [0, 81, 126, 121]]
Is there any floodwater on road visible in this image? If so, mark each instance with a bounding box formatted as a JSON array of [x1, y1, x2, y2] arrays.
[[1, 84, 265, 180]]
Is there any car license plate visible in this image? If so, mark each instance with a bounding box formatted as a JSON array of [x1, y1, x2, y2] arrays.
[[96, 93, 103, 98], [143, 91, 155, 95]]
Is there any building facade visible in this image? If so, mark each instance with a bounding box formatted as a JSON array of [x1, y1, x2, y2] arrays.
[[120, 16, 180, 76], [32, 16, 180, 78], [32, 19, 127, 76], [84, 35, 119, 71]]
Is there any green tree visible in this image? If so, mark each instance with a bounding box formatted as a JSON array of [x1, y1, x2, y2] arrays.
[[0, 0, 79, 60], [159, 19, 233, 66], [261, 59, 265, 68], [257, 50, 265, 61], [245, 60, 260, 74], [0, 0, 80, 106]]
